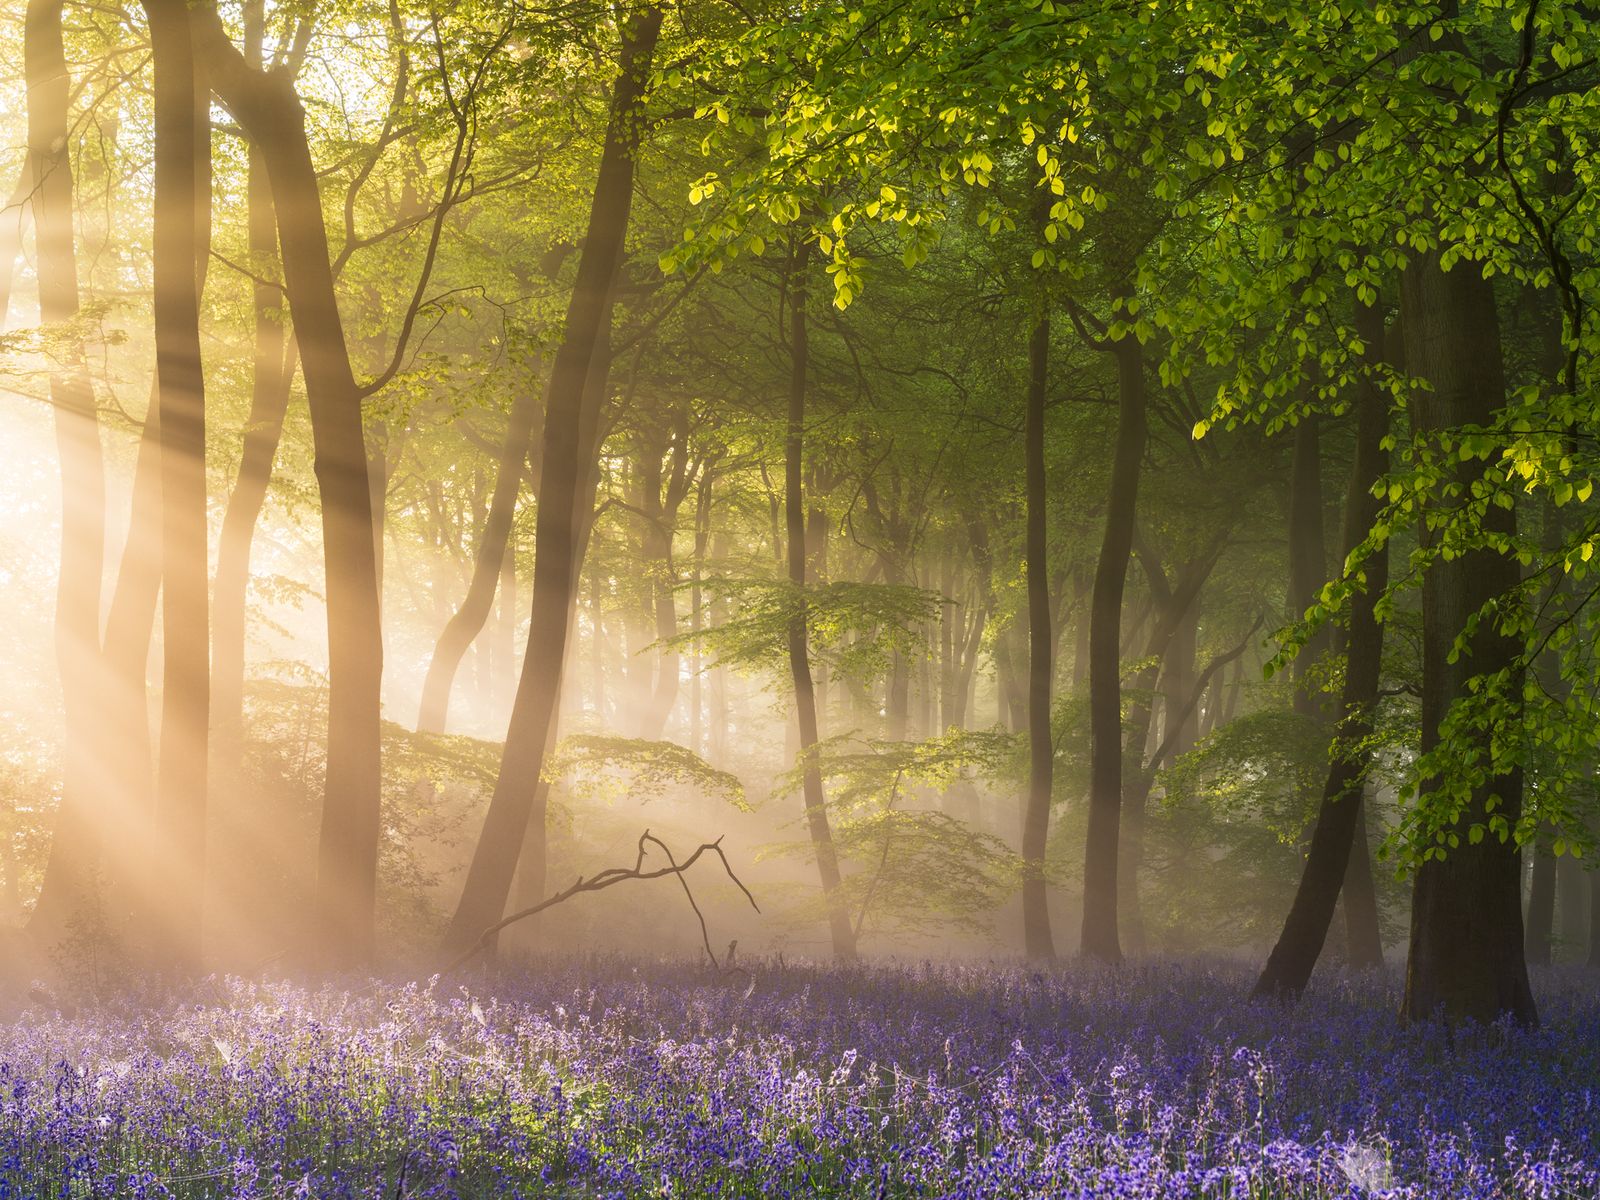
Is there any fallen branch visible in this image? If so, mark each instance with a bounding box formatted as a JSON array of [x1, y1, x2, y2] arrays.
[[443, 830, 759, 975]]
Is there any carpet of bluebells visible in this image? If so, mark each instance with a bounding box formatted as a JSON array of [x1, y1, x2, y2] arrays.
[[0, 959, 1597, 1198]]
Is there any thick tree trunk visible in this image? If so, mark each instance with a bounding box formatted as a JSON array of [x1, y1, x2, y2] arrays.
[[146, 0, 210, 965], [200, 14, 385, 966], [1254, 301, 1391, 1001], [25, 0, 110, 948], [1399, 253, 1535, 1027], [417, 386, 539, 733], [1021, 312, 1055, 960], [784, 253, 857, 961], [1081, 323, 1145, 963], [440, 9, 661, 959]]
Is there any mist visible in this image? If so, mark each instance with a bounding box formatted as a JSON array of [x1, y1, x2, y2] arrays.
[[2, 0, 1599, 1193]]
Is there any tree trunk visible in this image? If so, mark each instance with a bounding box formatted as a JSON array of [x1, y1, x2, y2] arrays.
[[0, 162, 32, 330], [1254, 300, 1392, 1001], [1021, 311, 1055, 960], [25, 0, 110, 949], [689, 466, 714, 753], [1399, 253, 1535, 1027], [1081, 317, 1145, 964], [1343, 798, 1384, 969], [1555, 851, 1586, 961], [1287, 414, 1334, 720], [212, 8, 289, 776], [1158, 600, 1200, 760], [1589, 868, 1600, 969], [785, 250, 857, 961], [146, 0, 211, 965], [417, 386, 539, 733], [1525, 844, 1555, 967], [200, 14, 386, 967], [440, 9, 661, 959]]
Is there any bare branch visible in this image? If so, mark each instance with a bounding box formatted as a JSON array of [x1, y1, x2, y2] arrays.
[[442, 829, 759, 975]]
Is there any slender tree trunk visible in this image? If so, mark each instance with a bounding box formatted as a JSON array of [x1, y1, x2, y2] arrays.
[[25, 0, 110, 948], [1021, 311, 1055, 960], [1158, 601, 1200, 759], [785, 250, 857, 961], [201, 15, 387, 965], [146, 0, 210, 965], [1343, 798, 1384, 968], [1589, 868, 1600, 968], [590, 564, 606, 723], [417, 387, 539, 733], [212, 14, 289, 772], [1525, 845, 1555, 967], [1254, 301, 1392, 1001], [689, 467, 713, 753], [1555, 851, 1586, 961], [1081, 316, 1145, 964], [1287, 414, 1334, 720], [440, 9, 661, 959], [710, 531, 729, 760], [1399, 254, 1535, 1027], [498, 528, 517, 714], [0, 161, 33, 330]]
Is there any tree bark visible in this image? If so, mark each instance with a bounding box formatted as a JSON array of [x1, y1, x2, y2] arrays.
[[1399, 253, 1535, 1027], [1589, 867, 1600, 969], [1287, 414, 1334, 720], [25, 0, 110, 949], [784, 250, 857, 961], [1021, 311, 1055, 960], [145, 0, 211, 965], [1254, 300, 1392, 1001], [1081, 313, 1145, 964], [440, 8, 661, 959], [199, 10, 385, 966], [417, 386, 540, 733]]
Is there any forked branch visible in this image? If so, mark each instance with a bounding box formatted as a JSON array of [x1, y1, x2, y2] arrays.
[[443, 830, 759, 975]]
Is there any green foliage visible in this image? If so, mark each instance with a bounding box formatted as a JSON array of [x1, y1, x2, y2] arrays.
[[774, 730, 1021, 942], [676, 577, 940, 687], [545, 735, 748, 812]]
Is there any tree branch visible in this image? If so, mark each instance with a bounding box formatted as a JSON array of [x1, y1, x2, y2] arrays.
[[442, 830, 759, 974]]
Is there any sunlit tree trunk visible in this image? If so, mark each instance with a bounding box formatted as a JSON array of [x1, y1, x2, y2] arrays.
[[200, 11, 385, 966], [213, 0, 288, 781], [145, 0, 211, 965], [417, 385, 539, 733], [441, 8, 661, 959], [25, 0, 110, 950]]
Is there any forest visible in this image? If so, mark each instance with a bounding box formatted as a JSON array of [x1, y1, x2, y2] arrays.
[[1, 0, 1599, 1193]]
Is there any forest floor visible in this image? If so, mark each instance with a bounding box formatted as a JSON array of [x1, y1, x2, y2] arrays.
[[0, 957, 1595, 1197]]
